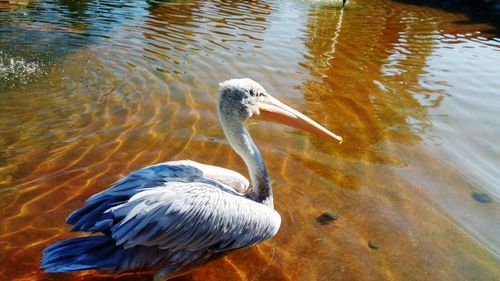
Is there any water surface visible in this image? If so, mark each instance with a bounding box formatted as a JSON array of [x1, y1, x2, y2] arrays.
[[1, 0, 499, 280]]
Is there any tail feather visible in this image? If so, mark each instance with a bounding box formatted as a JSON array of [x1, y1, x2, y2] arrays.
[[41, 235, 218, 276], [41, 235, 119, 272]]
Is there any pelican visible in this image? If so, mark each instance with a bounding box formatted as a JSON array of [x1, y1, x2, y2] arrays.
[[41, 78, 342, 280]]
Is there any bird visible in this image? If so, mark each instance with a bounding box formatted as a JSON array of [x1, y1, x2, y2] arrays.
[[41, 78, 343, 280]]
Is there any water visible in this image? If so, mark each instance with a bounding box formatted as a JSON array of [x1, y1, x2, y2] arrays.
[[1, 0, 499, 280]]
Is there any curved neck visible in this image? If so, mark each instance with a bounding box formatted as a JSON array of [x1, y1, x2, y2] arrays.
[[220, 117, 273, 207]]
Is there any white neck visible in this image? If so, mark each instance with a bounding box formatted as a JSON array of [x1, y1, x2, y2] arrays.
[[219, 117, 273, 207]]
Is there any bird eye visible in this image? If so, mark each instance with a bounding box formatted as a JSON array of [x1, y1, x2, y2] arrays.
[[249, 89, 265, 98]]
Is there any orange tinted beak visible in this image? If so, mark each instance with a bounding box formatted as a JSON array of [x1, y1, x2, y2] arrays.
[[256, 95, 343, 143]]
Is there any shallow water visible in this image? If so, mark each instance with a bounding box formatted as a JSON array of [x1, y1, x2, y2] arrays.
[[0, 0, 499, 280]]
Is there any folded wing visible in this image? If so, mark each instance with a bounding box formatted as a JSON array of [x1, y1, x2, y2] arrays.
[[66, 160, 280, 254], [107, 180, 280, 252]]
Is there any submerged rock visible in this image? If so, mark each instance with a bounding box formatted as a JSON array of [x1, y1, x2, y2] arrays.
[[317, 211, 339, 224], [368, 240, 380, 250], [472, 191, 493, 203]]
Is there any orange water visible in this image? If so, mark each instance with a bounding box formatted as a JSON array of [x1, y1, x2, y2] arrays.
[[1, 0, 499, 280]]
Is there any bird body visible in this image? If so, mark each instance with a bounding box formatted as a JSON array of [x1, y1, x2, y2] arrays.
[[42, 160, 280, 276], [41, 79, 342, 279]]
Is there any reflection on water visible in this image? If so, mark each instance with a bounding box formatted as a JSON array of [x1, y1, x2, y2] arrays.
[[1, 0, 500, 280]]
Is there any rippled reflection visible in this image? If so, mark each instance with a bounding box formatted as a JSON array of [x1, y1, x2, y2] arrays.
[[0, 0, 143, 89], [1, 0, 500, 280]]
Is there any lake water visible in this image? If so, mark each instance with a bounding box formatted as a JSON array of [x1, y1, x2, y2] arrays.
[[0, 0, 499, 280]]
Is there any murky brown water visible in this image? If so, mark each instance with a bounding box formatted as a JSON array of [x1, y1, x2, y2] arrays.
[[1, 0, 499, 280]]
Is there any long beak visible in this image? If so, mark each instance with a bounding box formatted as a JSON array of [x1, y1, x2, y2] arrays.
[[256, 96, 343, 143]]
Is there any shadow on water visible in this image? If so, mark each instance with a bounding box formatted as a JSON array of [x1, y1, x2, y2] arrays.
[[393, 0, 500, 35]]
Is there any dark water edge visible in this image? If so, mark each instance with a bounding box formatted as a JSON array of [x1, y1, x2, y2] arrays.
[[393, 0, 500, 32]]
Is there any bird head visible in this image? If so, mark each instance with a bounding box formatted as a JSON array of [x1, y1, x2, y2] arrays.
[[218, 78, 343, 143]]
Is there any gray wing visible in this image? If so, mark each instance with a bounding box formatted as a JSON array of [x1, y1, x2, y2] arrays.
[[67, 160, 248, 232], [67, 161, 201, 232], [107, 180, 280, 252], [66, 160, 280, 253]]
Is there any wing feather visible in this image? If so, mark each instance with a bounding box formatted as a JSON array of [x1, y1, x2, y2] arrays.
[[105, 182, 280, 253], [66, 160, 280, 253], [68, 161, 231, 232]]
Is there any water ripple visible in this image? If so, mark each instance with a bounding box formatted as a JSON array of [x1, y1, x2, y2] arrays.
[[1, 0, 500, 280]]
